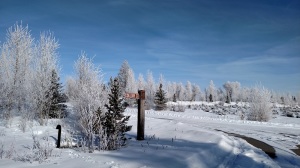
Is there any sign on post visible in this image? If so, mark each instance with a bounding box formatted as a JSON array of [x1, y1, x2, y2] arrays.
[[125, 90, 145, 140], [125, 93, 139, 99]]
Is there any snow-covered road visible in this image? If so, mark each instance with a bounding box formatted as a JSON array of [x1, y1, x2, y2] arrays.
[[125, 108, 300, 167]]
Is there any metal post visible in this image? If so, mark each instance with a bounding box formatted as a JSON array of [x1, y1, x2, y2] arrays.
[[56, 125, 61, 148], [137, 90, 145, 140]]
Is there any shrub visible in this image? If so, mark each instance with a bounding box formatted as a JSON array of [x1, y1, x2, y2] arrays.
[[247, 86, 272, 122]]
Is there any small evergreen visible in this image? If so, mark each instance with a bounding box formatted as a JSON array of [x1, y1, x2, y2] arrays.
[[209, 94, 213, 102], [47, 70, 66, 118], [173, 94, 177, 103], [103, 77, 131, 150], [154, 83, 167, 111]]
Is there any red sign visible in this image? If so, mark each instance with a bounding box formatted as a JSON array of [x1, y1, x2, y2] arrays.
[[125, 93, 139, 99]]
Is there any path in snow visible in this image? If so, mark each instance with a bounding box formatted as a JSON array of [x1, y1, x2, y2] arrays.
[[215, 129, 276, 158], [292, 145, 300, 156]]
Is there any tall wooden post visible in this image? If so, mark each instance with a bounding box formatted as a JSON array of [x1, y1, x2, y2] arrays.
[[137, 90, 145, 140], [56, 125, 61, 148]]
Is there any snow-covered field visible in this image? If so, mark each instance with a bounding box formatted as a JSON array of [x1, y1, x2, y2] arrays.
[[1, 104, 300, 168]]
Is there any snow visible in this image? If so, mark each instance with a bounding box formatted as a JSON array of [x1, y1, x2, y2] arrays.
[[0, 103, 300, 168]]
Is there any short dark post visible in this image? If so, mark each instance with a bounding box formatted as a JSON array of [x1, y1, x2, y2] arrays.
[[137, 90, 145, 140], [56, 125, 61, 148]]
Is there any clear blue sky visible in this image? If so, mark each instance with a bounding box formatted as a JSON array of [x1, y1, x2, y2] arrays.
[[1, 0, 299, 93]]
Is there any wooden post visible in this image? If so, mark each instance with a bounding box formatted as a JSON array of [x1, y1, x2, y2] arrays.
[[56, 125, 61, 148], [137, 90, 145, 140]]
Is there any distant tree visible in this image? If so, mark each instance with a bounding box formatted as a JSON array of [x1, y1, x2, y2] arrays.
[[192, 84, 201, 101], [103, 78, 131, 150], [166, 82, 177, 101], [154, 83, 167, 111], [173, 94, 177, 103], [125, 68, 137, 93], [137, 73, 145, 90], [247, 85, 272, 122], [117, 60, 130, 95], [176, 83, 186, 101], [185, 81, 193, 101], [216, 88, 225, 102], [125, 68, 137, 107], [209, 94, 213, 102], [145, 70, 155, 109], [207, 80, 216, 102], [223, 81, 241, 103]]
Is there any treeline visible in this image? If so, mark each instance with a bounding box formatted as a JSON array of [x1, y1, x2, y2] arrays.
[[110, 61, 300, 109]]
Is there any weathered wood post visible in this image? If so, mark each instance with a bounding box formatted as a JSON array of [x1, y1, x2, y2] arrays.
[[137, 90, 145, 140], [56, 125, 61, 148]]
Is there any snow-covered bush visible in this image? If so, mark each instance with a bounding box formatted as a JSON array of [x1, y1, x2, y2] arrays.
[[15, 133, 54, 163], [169, 103, 186, 112], [247, 86, 272, 122]]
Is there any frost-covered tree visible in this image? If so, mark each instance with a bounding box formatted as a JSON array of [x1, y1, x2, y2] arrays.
[[166, 82, 177, 101], [103, 78, 131, 150], [185, 81, 193, 101], [66, 52, 107, 151], [0, 23, 34, 123], [239, 87, 251, 102], [125, 68, 137, 107], [192, 84, 201, 101], [117, 60, 130, 94], [137, 73, 145, 90], [125, 68, 137, 93], [154, 83, 167, 111], [216, 88, 225, 102], [296, 92, 300, 105], [32, 32, 59, 125], [176, 83, 186, 101], [145, 70, 156, 109], [223, 81, 241, 103], [247, 85, 272, 122], [207, 80, 216, 102]]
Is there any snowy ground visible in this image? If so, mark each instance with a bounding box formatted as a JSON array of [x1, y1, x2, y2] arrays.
[[0, 104, 300, 168]]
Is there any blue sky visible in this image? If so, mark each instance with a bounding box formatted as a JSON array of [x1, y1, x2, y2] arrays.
[[1, 0, 299, 93]]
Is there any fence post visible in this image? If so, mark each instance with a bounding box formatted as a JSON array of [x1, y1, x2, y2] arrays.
[[137, 90, 145, 140], [56, 125, 61, 148]]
